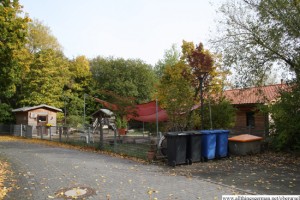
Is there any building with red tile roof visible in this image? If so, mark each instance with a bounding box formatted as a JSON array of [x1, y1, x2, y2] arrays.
[[223, 84, 287, 137]]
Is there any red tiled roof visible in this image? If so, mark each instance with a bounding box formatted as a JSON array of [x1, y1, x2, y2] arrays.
[[223, 84, 288, 105]]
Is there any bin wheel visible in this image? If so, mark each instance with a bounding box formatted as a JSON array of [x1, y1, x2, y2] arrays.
[[186, 159, 192, 165], [203, 157, 208, 162], [188, 159, 193, 165], [200, 157, 204, 162], [172, 161, 176, 167]]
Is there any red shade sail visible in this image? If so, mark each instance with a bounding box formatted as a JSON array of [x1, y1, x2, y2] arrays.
[[94, 98, 168, 123], [128, 101, 168, 122]]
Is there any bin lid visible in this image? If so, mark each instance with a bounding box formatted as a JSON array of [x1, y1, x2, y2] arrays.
[[214, 130, 230, 134], [166, 132, 190, 137], [200, 130, 215, 135], [228, 134, 263, 142]]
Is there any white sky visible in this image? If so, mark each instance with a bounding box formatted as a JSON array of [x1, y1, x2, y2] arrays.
[[19, 0, 223, 66]]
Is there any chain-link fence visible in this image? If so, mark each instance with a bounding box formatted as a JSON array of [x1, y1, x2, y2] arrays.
[[0, 124, 157, 160]]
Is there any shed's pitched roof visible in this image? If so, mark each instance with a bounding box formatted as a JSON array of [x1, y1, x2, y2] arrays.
[[12, 104, 62, 112], [223, 84, 288, 105]]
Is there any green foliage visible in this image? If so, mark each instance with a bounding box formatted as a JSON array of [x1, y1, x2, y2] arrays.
[[90, 57, 157, 103], [115, 116, 127, 129], [0, 0, 30, 101], [157, 61, 194, 131], [27, 19, 62, 53], [154, 44, 181, 78], [202, 97, 236, 130], [20, 49, 69, 108], [268, 84, 300, 151], [0, 103, 14, 123]]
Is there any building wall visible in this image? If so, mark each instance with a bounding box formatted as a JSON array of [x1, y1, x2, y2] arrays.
[[15, 112, 28, 125], [232, 104, 268, 137]]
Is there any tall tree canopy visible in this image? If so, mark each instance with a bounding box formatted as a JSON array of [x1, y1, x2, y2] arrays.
[[0, 0, 31, 122], [154, 44, 181, 78], [27, 19, 62, 53], [20, 49, 69, 108], [157, 61, 194, 131], [212, 0, 300, 86], [0, 0, 30, 100], [90, 57, 157, 103]]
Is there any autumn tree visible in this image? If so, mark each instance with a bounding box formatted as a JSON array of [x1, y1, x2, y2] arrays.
[[20, 49, 69, 108], [157, 61, 194, 131], [0, 0, 31, 122], [27, 19, 62, 53], [63, 56, 94, 126], [181, 41, 214, 129]]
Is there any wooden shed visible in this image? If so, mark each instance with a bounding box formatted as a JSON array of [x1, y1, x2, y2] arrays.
[[12, 104, 62, 127]]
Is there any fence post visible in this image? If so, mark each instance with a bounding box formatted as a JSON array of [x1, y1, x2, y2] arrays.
[[20, 124, 23, 137], [49, 127, 52, 141], [59, 127, 62, 142], [41, 127, 43, 140], [113, 125, 117, 152], [86, 126, 91, 144]]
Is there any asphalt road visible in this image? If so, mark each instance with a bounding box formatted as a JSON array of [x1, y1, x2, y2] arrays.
[[0, 141, 242, 200]]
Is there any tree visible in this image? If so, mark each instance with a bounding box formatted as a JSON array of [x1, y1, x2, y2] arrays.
[[64, 56, 94, 126], [20, 49, 69, 108], [0, 0, 30, 122], [212, 0, 300, 87], [27, 19, 62, 53], [157, 61, 194, 131], [154, 44, 181, 78], [181, 41, 214, 129], [268, 84, 300, 151], [90, 57, 157, 103]]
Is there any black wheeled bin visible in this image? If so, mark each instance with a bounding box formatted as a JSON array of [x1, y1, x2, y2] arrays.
[[166, 132, 189, 167], [186, 131, 202, 164]]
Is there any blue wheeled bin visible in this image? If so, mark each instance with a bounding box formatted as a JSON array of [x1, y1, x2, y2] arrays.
[[215, 130, 230, 158], [166, 132, 189, 167], [200, 130, 217, 161], [186, 131, 202, 164]]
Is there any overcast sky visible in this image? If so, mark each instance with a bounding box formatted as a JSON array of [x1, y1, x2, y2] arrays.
[[19, 0, 223, 65]]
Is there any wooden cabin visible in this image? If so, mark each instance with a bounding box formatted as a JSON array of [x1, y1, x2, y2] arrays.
[[12, 104, 62, 135]]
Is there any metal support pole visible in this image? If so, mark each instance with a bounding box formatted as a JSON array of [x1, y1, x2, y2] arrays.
[[156, 99, 159, 143], [208, 97, 213, 130], [99, 117, 104, 150], [20, 124, 22, 137], [200, 77, 204, 130], [87, 126, 90, 144], [83, 94, 86, 128]]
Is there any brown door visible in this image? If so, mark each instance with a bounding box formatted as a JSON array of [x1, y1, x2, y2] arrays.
[[37, 115, 48, 135]]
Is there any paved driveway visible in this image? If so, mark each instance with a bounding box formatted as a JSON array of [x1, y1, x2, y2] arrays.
[[0, 141, 242, 200]]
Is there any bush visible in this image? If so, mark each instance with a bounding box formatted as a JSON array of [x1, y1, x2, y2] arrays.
[[269, 84, 300, 151]]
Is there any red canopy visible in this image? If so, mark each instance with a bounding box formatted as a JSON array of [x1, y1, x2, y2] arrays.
[[94, 98, 168, 123], [128, 101, 168, 122]]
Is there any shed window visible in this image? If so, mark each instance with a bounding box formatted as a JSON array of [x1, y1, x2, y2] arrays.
[[246, 112, 255, 127], [38, 116, 47, 122]]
